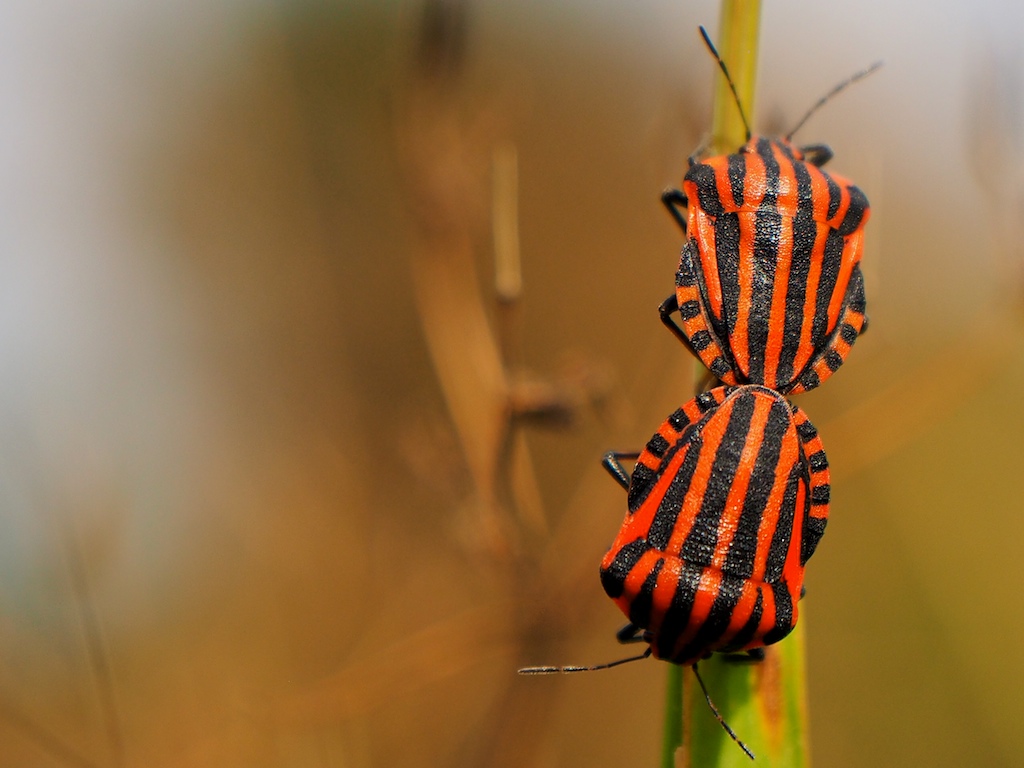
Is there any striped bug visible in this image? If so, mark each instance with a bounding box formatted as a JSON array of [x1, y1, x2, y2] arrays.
[[598, 385, 829, 666], [660, 27, 879, 394], [521, 384, 831, 758]]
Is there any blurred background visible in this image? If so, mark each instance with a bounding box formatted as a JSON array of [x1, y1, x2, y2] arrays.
[[0, 0, 1022, 765]]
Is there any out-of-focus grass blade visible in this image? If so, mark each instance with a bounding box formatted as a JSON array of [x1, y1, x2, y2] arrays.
[[687, 622, 810, 767]]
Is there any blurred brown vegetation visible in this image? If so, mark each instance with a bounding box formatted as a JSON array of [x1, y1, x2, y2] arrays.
[[1, 1, 1024, 767]]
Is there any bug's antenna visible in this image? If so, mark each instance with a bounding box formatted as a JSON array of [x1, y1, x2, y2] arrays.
[[692, 662, 756, 760], [786, 60, 884, 141], [518, 648, 652, 675], [698, 25, 752, 142]]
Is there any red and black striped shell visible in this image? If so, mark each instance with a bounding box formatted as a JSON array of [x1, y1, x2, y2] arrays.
[[674, 136, 869, 394], [600, 385, 830, 666]]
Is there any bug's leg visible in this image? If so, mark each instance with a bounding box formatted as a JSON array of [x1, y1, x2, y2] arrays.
[[661, 244, 739, 386], [615, 622, 649, 645], [658, 294, 697, 352], [602, 451, 640, 491], [789, 265, 867, 395], [800, 143, 833, 167], [661, 188, 689, 235]]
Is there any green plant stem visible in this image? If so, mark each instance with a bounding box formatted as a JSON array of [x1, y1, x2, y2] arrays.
[[658, 2, 811, 767], [671, 6, 812, 765], [663, 5, 763, 758], [710, 0, 761, 155], [660, 663, 685, 767]]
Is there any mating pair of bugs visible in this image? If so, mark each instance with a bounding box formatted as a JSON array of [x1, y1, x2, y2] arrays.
[[521, 26, 879, 759]]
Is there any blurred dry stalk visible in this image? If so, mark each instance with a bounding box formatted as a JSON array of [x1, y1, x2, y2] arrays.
[[394, 1, 605, 763], [292, 0, 616, 764], [394, 0, 599, 557]]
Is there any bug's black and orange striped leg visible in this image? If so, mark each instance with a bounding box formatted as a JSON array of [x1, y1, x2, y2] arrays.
[[799, 143, 833, 167], [661, 188, 689, 235], [660, 244, 739, 386], [602, 451, 640, 490]]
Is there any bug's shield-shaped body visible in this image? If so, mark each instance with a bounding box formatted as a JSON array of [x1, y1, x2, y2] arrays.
[[600, 385, 830, 666], [676, 137, 869, 394]]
